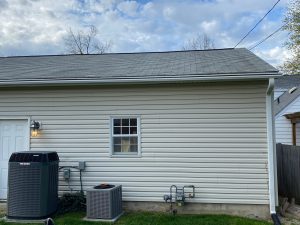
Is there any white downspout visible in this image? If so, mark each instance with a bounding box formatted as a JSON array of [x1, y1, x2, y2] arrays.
[[266, 78, 278, 214]]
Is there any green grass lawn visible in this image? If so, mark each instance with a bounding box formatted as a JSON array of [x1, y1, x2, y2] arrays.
[[0, 212, 272, 225]]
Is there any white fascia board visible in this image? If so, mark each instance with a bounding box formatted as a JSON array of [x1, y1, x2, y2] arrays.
[[0, 73, 280, 87]]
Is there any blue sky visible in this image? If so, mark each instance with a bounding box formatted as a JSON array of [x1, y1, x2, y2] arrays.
[[0, 0, 291, 67]]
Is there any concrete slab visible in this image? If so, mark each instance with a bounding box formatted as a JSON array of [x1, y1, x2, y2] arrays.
[[0, 217, 44, 224], [123, 201, 270, 219], [0, 202, 6, 215], [83, 212, 124, 223]]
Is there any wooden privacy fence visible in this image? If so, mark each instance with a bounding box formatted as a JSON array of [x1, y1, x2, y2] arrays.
[[277, 143, 300, 202]]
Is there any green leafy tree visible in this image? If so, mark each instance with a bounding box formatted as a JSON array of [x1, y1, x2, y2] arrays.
[[281, 0, 300, 74]]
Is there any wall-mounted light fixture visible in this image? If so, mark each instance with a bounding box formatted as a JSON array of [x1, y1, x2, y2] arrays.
[[30, 120, 41, 137]]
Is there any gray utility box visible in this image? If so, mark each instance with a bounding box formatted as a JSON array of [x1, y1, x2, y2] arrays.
[[87, 184, 123, 220], [7, 151, 59, 219]]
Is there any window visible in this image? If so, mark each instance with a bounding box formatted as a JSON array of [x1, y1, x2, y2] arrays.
[[111, 117, 140, 156]]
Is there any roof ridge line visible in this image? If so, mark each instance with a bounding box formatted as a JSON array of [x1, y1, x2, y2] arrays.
[[0, 48, 239, 59]]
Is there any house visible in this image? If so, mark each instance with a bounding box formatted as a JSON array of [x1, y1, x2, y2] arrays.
[[0, 48, 279, 218], [275, 75, 300, 145], [274, 74, 300, 99]]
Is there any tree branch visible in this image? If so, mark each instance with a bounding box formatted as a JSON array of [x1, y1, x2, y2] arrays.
[[64, 25, 111, 54]]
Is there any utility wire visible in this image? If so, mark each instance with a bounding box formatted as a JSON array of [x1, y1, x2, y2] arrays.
[[234, 0, 280, 48], [249, 25, 284, 50]]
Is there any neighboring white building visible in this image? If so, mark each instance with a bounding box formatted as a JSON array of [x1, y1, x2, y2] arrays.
[[274, 75, 300, 100], [0, 48, 279, 218], [275, 75, 300, 145]]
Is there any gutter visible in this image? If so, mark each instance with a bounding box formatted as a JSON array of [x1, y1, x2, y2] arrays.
[[266, 78, 281, 225], [0, 72, 281, 88]]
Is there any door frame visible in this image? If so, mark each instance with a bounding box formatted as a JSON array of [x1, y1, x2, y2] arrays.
[[0, 117, 31, 200], [0, 116, 31, 152]]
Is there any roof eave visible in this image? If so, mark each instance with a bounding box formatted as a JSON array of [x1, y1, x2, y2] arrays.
[[0, 72, 280, 87]]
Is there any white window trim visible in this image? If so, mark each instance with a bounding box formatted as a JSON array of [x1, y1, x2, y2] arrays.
[[110, 116, 141, 157]]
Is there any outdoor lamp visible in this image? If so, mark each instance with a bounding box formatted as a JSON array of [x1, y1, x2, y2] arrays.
[[30, 120, 41, 137]]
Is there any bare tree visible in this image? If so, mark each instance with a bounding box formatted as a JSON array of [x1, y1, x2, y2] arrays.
[[182, 33, 215, 50], [64, 25, 111, 54]]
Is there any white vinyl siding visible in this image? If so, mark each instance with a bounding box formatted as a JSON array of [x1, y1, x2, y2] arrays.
[[0, 81, 269, 204], [275, 95, 300, 145], [275, 115, 292, 144]]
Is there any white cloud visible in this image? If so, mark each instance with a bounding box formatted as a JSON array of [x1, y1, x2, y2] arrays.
[[201, 20, 218, 34], [117, 1, 139, 17], [255, 47, 291, 68], [0, 0, 290, 67], [142, 1, 155, 16], [0, 0, 8, 10], [162, 6, 175, 20]]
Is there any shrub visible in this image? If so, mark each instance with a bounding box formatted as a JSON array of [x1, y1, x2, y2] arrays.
[[56, 192, 86, 215]]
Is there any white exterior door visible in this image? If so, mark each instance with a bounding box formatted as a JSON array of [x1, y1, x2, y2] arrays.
[[0, 120, 29, 199]]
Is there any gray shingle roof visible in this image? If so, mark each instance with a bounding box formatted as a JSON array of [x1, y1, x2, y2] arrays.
[[0, 48, 279, 86], [275, 74, 300, 90], [274, 87, 300, 115]]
